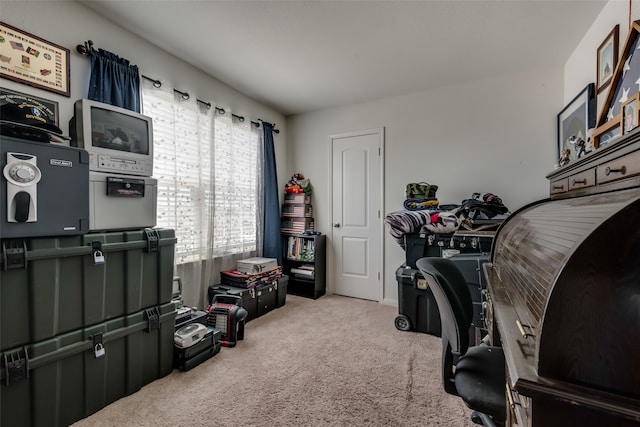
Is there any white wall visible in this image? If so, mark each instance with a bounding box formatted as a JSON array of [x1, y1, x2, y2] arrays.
[[287, 68, 562, 305], [1, 0, 288, 308]]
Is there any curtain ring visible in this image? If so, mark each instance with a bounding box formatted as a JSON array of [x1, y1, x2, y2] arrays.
[[141, 74, 162, 88], [174, 89, 189, 100], [197, 99, 212, 109]]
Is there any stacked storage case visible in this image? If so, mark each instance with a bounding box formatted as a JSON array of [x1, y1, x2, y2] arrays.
[[207, 275, 289, 322], [404, 231, 494, 268], [396, 230, 494, 345], [0, 228, 177, 427]]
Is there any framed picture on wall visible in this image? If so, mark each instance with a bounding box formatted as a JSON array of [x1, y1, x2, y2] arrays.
[[597, 25, 619, 94], [0, 21, 70, 97], [557, 83, 595, 165]]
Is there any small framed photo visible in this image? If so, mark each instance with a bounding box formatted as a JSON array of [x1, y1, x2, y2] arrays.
[[557, 83, 595, 164], [622, 95, 639, 134], [0, 22, 70, 97], [0, 86, 59, 126], [597, 25, 619, 94], [593, 114, 622, 148]]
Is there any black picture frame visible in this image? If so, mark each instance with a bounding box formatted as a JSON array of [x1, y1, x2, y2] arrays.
[[557, 83, 595, 165]]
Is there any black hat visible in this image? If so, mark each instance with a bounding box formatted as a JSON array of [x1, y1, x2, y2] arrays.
[[0, 102, 63, 134]]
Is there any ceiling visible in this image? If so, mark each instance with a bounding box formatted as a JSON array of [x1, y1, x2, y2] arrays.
[[79, 0, 607, 116]]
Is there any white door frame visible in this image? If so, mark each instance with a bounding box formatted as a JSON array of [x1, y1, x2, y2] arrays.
[[328, 127, 385, 301]]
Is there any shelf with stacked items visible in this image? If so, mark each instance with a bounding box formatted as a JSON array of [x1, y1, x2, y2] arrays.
[[282, 234, 326, 299], [280, 192, 315, 235], [208, 257, 288, 322]]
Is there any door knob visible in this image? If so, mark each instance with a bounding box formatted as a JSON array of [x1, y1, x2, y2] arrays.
[[334, 223, 340, 228]]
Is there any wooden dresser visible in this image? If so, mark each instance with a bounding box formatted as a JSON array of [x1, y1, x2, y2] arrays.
[[483, 130, 640, 426]]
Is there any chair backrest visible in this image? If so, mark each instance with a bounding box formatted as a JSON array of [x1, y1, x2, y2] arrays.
[[416, 257, 474, 395]]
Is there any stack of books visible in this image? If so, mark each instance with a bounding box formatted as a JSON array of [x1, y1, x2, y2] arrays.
[[289, 264, 315, 280], [281, 193, 314, 234]]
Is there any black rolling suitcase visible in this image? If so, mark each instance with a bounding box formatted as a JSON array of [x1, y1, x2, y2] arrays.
[[394, 266, 441, 336]]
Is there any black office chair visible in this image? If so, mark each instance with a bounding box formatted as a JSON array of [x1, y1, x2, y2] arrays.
[[416, 257, 506, 427]]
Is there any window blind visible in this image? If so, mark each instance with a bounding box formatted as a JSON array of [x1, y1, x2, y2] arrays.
[[142, 86, 260, 264]]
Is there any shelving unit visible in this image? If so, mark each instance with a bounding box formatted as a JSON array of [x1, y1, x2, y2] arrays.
[[281, 234, 326, 299]]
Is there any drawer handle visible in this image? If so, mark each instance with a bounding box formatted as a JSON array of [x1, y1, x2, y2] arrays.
[[572, 178, 587, 186], [605, 165, 627, 176], [516, 319, 535, 339], [552, 184, 564, 190]]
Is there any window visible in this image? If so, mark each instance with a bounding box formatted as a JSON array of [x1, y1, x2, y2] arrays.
[[142, 85, 261, 264], [212, 112, 261, 256]]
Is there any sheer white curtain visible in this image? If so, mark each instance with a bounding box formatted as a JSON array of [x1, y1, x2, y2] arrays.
[[212, 110, 263, 258], [141, 80, 263, 308]]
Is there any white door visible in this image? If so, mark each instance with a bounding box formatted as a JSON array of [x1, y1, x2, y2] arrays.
[[331, 128, 383, 301]]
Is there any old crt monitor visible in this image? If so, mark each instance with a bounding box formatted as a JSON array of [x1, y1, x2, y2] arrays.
[[70, 99, 153, 176]]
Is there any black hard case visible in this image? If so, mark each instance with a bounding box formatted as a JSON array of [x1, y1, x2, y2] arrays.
[[174, 327, 221, 371], [275, 275, 288, 307], [208, 275, 287, 321], [256, 281, 277, 317], [404, 232, 493, 269], [395, 266, 441, 337]]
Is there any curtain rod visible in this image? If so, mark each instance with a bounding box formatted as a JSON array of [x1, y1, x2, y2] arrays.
[[77, 44, 280, 133], [76, 40, 95, 56], [141, 74, 279, 133]]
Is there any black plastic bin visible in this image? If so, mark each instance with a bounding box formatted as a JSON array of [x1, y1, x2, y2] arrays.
[[394, 266, 441, 337]]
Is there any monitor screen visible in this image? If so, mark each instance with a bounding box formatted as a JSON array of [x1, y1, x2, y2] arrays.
[[90, 105, 150, 155]]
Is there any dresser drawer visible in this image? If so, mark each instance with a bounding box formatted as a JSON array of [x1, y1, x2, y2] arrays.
[[549, 178, 568, 195], [597, 148, 640, 185], [568, 168, 595, 191]]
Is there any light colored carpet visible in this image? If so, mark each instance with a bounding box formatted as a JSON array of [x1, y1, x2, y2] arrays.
[[72, 294, 476, 427]]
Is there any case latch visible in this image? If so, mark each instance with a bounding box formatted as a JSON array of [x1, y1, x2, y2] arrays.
[[145, 307, 160, 332], [91, 240, 105, 265], [144, 228, 159, 253], [3, 347, 29, 385], [92, 332, 106, 358], [2, 240, 27, 270]]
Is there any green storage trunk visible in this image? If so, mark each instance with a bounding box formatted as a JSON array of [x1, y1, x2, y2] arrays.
[[0, 302, 176, 427], [0, 228, 176, 351]]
